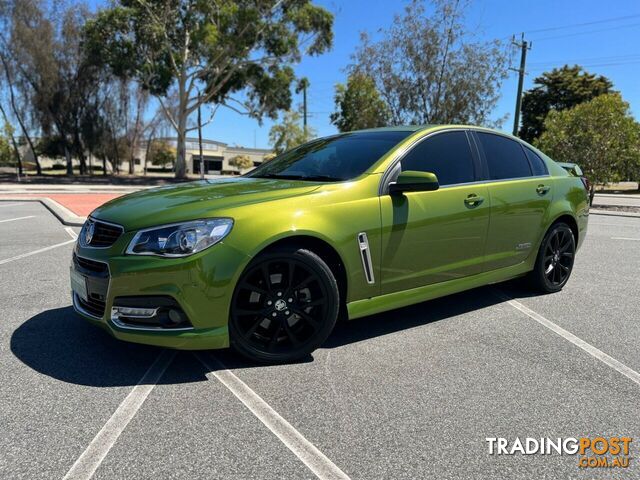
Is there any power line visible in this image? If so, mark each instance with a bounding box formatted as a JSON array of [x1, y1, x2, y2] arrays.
[[523, 13, 640, 34], [528, 54, 640, 67], [530, 21, 640, 41]]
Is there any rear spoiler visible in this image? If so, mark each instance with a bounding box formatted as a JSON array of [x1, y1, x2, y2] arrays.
[[556, 162, 583, 177]]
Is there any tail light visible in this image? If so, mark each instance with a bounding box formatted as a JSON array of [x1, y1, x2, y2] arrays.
[[580, 176, 590, 192]]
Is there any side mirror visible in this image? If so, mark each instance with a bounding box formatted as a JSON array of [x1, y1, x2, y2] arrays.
[[389, 170, 439, 195]]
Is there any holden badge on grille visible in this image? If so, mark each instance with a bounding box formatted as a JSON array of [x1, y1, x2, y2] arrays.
[[84, 220, 95, 245]]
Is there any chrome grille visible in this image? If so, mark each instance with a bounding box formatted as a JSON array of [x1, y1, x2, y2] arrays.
[[81, 219, 123, 248]]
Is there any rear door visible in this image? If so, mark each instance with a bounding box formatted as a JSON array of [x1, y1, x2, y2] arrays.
[[379, 130, 491, 294], [472, 131, 552, 271]]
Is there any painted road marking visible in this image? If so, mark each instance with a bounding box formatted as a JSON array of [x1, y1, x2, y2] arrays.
[[497, 291, 640, 387], [0, 239, 75, 266], [611, 237, 640, 241], [63, 351, 176, 480], [0, 215, 35, 224], [196, 353, 351, 480], [65, 227, 78, 240]]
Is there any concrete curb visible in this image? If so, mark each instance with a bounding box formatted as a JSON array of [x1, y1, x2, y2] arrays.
[[590, 208, 640, 219], [0, 197, 86, 226]]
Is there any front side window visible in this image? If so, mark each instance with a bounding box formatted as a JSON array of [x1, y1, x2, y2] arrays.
[[400, 131, 476, 186], [476, 132, 532, 180], [248, 131, 412, 182]]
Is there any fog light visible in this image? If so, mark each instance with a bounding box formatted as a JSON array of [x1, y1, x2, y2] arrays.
[[112, 306, 158, 318]]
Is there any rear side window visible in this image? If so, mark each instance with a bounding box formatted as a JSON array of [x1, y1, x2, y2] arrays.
[[401, 131, 476, 185], [523, 147, 548, 176], [476, 132, 532, 180]]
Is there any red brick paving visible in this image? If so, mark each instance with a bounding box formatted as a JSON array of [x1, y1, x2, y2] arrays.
[[0, 193, 122, 216]]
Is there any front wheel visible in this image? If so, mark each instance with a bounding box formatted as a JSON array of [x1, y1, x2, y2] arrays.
[[229, 247, 339, 363], [528, 222, 576, 293]]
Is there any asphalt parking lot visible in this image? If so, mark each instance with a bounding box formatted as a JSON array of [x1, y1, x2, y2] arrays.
[[1, 201, 639, 479]]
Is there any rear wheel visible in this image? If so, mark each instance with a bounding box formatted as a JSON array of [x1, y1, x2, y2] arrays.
[[229, 247, 339, 363], [529, 223, 576, 293]]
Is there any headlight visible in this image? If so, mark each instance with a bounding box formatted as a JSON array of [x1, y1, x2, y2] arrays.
[[126, 218, 233, 257]]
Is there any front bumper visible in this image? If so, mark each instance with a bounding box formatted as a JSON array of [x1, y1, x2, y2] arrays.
[[71, 231, 250, 350]]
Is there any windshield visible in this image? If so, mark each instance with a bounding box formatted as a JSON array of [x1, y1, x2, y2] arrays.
[[248, 130, 412, 182]]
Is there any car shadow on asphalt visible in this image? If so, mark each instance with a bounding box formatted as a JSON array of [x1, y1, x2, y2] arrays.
[[11, 282, 543, 386]]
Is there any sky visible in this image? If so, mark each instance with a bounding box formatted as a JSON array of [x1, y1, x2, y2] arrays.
[[94, 0, 640, 149]]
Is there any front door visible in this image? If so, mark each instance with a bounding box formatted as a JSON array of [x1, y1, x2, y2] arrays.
[[379, 130, 491, 294]]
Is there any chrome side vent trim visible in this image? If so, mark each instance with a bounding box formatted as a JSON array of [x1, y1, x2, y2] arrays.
[[357, 232, 375, 285]]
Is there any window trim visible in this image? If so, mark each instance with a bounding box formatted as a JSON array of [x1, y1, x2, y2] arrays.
[[378, 128, 482, 195]]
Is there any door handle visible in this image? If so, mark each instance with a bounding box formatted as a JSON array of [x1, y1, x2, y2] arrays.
[[464, 194, 484, 207], [536, 184, 551, 195]]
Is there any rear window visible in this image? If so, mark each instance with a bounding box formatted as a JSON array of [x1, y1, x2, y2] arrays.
[[523, 147, 548, 176], [476, 132, 532, 180]]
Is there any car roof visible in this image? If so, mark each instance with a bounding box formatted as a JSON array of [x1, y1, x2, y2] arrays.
[[350, 125, 435, 134]]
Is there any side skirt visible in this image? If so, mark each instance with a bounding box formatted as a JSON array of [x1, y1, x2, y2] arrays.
[[346, 261, 531, 320]]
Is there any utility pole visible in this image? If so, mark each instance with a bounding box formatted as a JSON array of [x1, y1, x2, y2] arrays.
[[296, 78, 310, 137], [197, 100, 204, 180], [511, 34, 531, 137]]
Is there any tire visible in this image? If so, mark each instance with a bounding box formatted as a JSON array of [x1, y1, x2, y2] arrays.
[[229, 246, 340, 363], [528, 222, 576, 293]]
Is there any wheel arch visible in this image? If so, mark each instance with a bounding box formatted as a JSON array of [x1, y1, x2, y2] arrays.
[[549, 213, 579, 244], [249, 234, 349, 310]]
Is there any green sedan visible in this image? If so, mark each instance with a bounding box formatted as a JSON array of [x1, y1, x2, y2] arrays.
[[71, 125, 589, 363]]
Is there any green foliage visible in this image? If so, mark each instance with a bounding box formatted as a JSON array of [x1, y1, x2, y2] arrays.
[[0, 122, 13, 165], [269, 111, 315, 155], [535, 94, 640, 186], [147, 140, 176, 168], [520, 65, 613, 142], [350, 0, 510, 126], [331, 72, 388, 132], [84, 0, 334, 178], [229, 155, 253, 170]]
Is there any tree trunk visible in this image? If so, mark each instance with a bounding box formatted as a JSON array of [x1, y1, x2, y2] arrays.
[[64, 144, 73, 176], [175, 111, 187, 179], [0, 53, 41, 175], [0, 103, 22, 175], [102, 156, 107, 176]]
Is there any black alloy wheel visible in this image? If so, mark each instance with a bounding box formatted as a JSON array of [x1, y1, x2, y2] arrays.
[[530, 223, 576, 293], [229, 247, 339, 363]]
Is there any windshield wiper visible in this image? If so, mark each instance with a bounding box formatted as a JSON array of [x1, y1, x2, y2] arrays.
[[255, 173, 343, 182]]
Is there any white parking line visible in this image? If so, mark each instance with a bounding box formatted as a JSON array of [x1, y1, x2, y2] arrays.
[[63, 351, 176, 480], [611, 237, 640, 241], [66, 227, 78, 240], [196, 353, 351, 480], [0, 215, 35, 224], [0, 239, 75, 265], [497, 291, 640, 387]]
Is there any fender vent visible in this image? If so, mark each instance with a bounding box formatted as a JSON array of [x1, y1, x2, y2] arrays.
[[357, 232, 375, 285]]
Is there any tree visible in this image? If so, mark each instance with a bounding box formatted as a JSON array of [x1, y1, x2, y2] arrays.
[[519, 65, 613, 142], [147, 140, 176, 169], [535, 94, 640, 194], [0, 0, 41, 174], [331, 72, 388, 132], [349, 0, 509, 127], [85, 0, 333, 179], [229, 154, 253, 171], [269, 111, 315, 155], [0, 121, 13, 166], [11, 1, 102, 175]]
